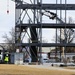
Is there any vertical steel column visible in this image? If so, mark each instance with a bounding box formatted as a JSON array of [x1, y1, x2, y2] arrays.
[[55, 0, 58, 62], [39, 0, 42, 64], [30, 0, 38, 62], [60, 0, 62, 62], [15, 1, 22, 52], [64, 0, 67, 58]]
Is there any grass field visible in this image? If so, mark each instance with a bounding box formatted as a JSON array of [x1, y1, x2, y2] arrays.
[[0, 64, 75, 75]]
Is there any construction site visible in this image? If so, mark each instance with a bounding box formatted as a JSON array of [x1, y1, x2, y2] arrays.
[[0, 0, 75, 75]]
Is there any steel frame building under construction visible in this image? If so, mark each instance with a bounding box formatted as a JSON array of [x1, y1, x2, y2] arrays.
[[15, 0, 75, 63]]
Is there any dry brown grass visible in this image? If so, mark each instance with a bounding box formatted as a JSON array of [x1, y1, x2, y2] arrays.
[[0, 64, 75, 75]]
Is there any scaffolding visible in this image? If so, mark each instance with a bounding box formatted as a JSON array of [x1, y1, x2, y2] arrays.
[[15, 0, 75, 63]]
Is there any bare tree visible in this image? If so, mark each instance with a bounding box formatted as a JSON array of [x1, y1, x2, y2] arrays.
[[57, 17, 75, 43], [2, 28, 15, 52], [57, 17, 75, 54], [57, 29, 74, 43]]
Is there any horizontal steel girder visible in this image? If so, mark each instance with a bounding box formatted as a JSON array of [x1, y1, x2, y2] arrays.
[[16, 23, 75, 28], [16, 4, 75, 10], [16, 43, 75, 47]]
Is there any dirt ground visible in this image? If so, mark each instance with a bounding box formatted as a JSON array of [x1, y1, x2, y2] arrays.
[[0, 64, 75, 75]]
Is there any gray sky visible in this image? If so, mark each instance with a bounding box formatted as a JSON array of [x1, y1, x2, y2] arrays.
[[0, 0, 15, 43], [0, 0, 75, 43]]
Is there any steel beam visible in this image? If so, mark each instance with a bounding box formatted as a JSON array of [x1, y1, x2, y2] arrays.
[[16, 43, 75, 47], [16, 23, 75, 28], [16, 4, 75, 10]]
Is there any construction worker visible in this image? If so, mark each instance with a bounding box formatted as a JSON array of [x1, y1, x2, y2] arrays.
[[4, 55, 9, 64]]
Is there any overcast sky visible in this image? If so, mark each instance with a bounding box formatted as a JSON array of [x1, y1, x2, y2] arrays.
[[0, 0, 75, 43], [0, 0, 15, 43]]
